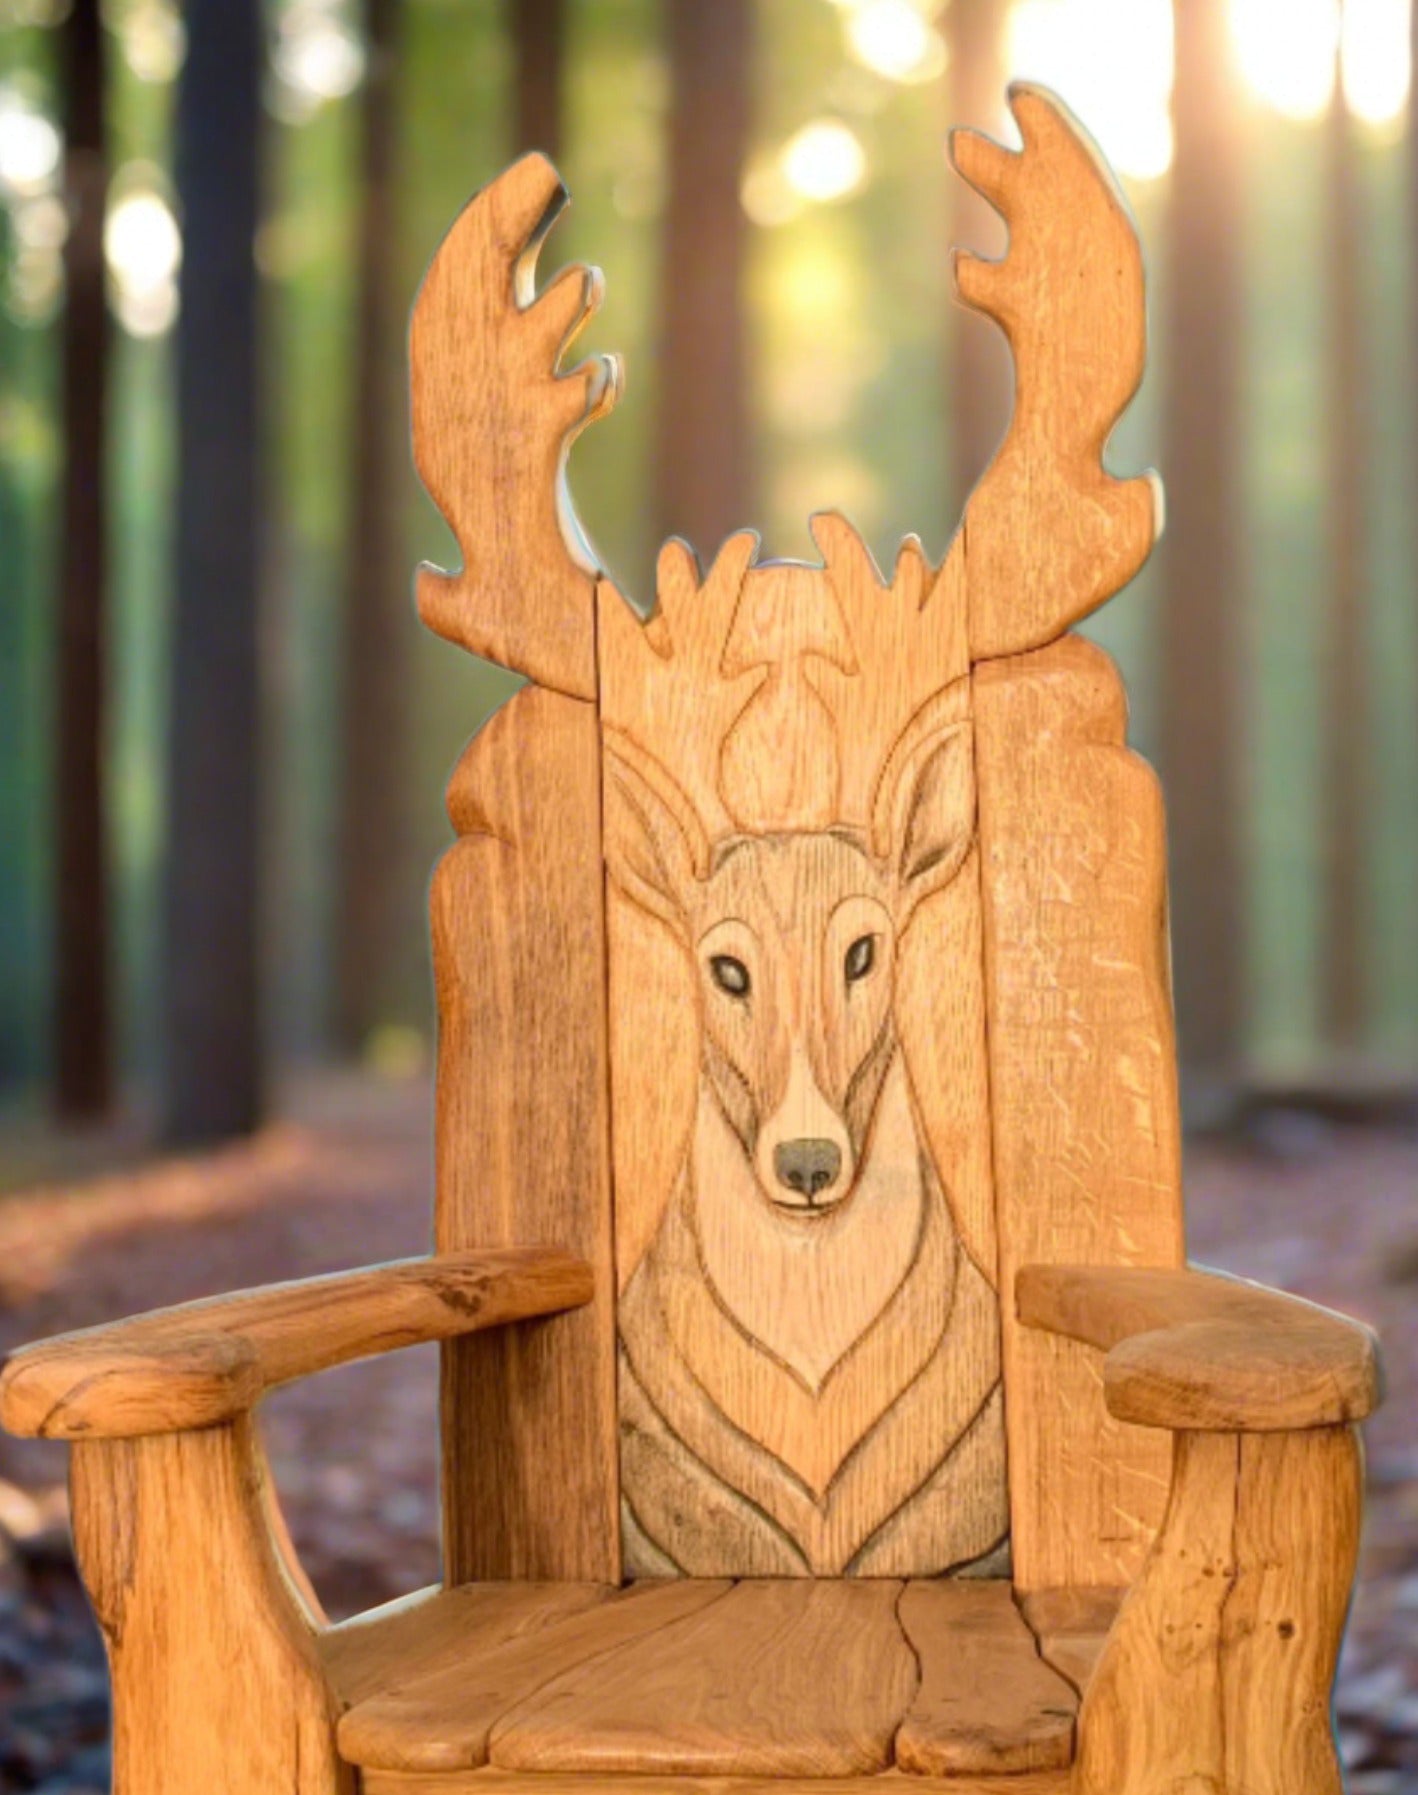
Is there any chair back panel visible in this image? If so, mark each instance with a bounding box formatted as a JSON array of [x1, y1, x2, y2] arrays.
[[416, 86, 1186, 1590]]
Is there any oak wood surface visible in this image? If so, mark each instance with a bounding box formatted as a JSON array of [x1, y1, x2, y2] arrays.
[[432, 685, 619, 1584], [1019, 1262, 1381, 1431], [895, 1580, 1077, 1776], [70, 1416, 345, 1795], [1074, 1426, 1361, 1795], [363, 1774, 1072, 1795], [600, 526, 1005, 1579], [974, 637, 1184, 1594], [339, 1580, 729, 1774], [1018, 1585, 1126, 1696], [411, 152, 616, 695], [488, 1579, 916, 1776], [0, 1247, 591, 1440]]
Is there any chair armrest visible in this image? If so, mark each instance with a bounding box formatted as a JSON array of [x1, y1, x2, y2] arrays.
[[0, 1245, 593, 1441], [1016, 1262, 1381, 1432]]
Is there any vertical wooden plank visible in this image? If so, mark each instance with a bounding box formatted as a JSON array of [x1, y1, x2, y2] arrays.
[[974, 636, 1184, 1593], [1160, 0, 1244, 1099], [433, 685, 618, 1584]]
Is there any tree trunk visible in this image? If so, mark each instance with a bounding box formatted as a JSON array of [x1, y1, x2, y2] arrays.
[[944, 0, 1010, 513], [332, 0, 407, 1055], [1159, 0, 1244, 1106], [162, 2, 263, 1142], [1321, 18, 1367, 1051], [54, 0, 110, 1118], [655, 0, 752, 555], [513, 0, 564, 159]]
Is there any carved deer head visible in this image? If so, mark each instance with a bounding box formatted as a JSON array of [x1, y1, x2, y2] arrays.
[[604, 709, 973, 1215]]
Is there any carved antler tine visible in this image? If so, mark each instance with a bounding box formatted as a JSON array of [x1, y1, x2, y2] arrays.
[[412, 152, 621, 699], [951, 83, 1163, 661]]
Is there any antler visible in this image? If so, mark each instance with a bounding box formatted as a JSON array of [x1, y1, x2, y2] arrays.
[[411, 154, 620, 698], [598, 535, 767, 864], [952, 84, 1163, 660], [807, 512, 969, 851]]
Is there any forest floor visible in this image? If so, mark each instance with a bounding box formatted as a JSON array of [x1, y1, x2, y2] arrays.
[[0, 1070, 1413, 1792]]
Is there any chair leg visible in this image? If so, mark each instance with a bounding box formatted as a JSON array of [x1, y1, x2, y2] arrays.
[[70, 1416, 349, 1795], [1073, 1425, 1361, 1795]]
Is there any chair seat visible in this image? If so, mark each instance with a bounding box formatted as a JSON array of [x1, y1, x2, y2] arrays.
[[323, 1577, 1087, 1784]]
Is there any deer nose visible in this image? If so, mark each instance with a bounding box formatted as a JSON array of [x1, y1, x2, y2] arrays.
[[773, 1139, 842, 1199]]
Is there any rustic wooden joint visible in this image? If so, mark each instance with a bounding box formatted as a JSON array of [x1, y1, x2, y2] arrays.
[[0, 1245, 594, 1440], [1019, 1263, 1379, 1795]]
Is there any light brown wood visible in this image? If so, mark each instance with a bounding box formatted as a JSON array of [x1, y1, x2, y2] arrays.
[[320, 1583, 608, 1712], [1018, 1586, 1126, 1696], [0, 1247, 591, 1440], [339, 1580, 730, 1774], [363, 1773, 1073, 1795], [1019, 1262, 1381, 1432], [411, 152, 617, 696], [489, 1579, 916, 1776], [974, 636, 1184, 1594], [600, 530, 1005, 1577], [70, 1415, 346, 1795], [1074, 1426, 1361, 1795], [951, 83, 1161, 660], [433, 684, 619, 1584], [895, 1580, 1077, 1775]]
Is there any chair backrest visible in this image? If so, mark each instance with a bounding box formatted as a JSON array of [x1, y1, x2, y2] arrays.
[[418, 85, 1184, 1595]]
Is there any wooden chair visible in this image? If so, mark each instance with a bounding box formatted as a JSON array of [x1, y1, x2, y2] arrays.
[[1, 85, 1381, 1795]]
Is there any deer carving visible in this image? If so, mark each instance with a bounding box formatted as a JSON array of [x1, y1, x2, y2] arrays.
[[413, 86, 1161, 1580]]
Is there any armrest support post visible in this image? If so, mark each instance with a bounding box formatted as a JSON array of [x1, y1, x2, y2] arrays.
[[71, 1415, 350, 1795], [1073, 1423, 1361, 1795]]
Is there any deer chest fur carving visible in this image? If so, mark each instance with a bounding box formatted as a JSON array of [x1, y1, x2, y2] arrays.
[[602, 526, 1009, 1577]]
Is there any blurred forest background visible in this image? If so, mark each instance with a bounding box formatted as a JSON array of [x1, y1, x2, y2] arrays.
[[1, 0, 1416, 1143]]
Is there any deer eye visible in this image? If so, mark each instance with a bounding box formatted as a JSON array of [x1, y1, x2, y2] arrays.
[[709, 954, 751, 999], [844, 934, 876, 984]]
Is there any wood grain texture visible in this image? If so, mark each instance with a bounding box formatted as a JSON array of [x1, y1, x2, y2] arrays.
[[70, 1416, 346, 1795], [489, 1579, 916, 1776], [974, 636, 1184, 1593], [321, 1583, 607, 1712], [433, 684, 618, 1584], [339, 1580, 729, 1774], [895, 1580, 1077, 1775], [0, 1248, 592, 1440], [952, 83, 1161, 660], [1074, 1426, 1361, 1795], [1019, 1262, 1381, 1431], [411, 152, 618, 695], [599, 528, 1005, 1577], [363, 1773, 1072, 1795], [1018, 1585, 1126, 1696]]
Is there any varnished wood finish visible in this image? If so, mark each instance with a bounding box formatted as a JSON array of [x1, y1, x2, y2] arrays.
[[602, 527, 1004, 1578], [411, 152, 617, 695], [1019, 1586, 1125, 1696], [0, 1248, 591, 1440], [1075, 1426, 1361, 1795], [70, 1416, 346, 1795], [895, 1581, 1076, 1775], [951, 85, 1160, 660], [433, 685, 619, 1584], [364, 1775, 1073, 1795], [974, 637, 1184, 1594], [490, 1580, 916, 1776], [340, 1581, 729, 1774], [1019, 1262, 1381, 1431]]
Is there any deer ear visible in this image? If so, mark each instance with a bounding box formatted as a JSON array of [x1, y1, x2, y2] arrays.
[[602, 737, 705, 933], [886, 721, 976, 922]]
